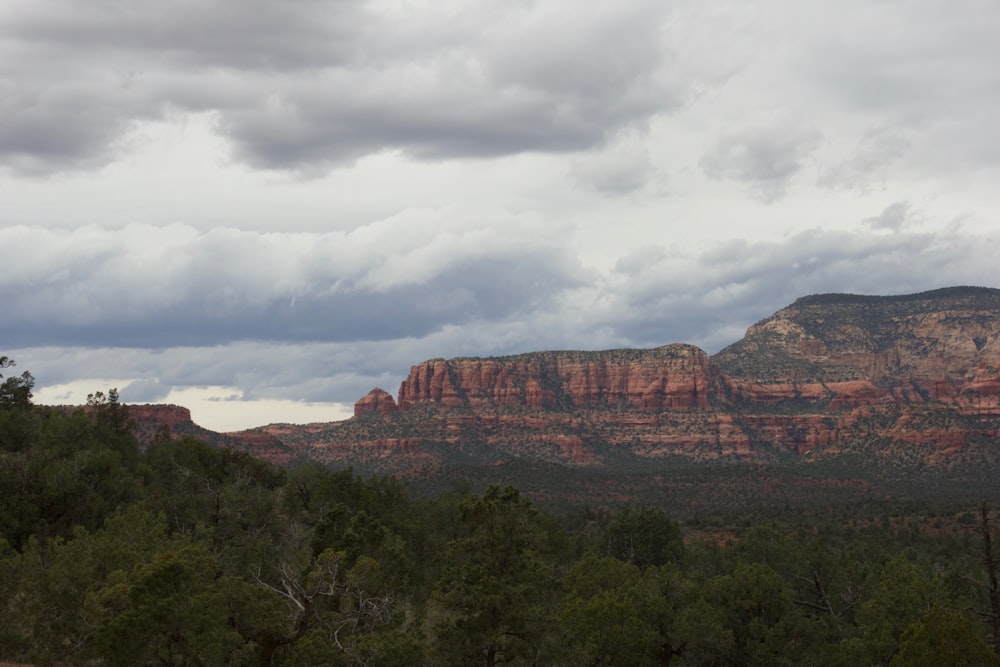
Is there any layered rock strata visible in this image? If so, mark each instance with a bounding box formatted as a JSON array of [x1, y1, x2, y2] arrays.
[[128, 287, 1000, 472]]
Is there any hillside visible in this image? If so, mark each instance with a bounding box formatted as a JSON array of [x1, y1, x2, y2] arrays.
[[131, 286, 1000, 508]]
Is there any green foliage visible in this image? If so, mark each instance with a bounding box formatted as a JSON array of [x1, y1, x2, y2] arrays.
[[349, 630, 428, 667], [430, 485, 558, 666], [601, 504, 685, 570], [559, 557, 650, 665], [4, 357, 1000, 666], [891, 607, 1000, 667], [706, 562, 795, 665], [855, 554, 952, 664], [0, 356, 34, 411], [5, 506, 180, 663], [0, 406, 142, 549], [557, 557, 732, 666]]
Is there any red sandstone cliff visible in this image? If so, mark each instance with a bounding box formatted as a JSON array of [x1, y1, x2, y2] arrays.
[[127, 404, 294, 464], [129, 287, 1000, 472], [354, 388, 398, 417], [128, 404, 194, 428], [312, 288, 1000, 471], [393, 344, 717, 412]]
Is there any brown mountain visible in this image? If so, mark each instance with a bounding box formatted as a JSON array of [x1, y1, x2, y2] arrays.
[[128, 404, 296, 464], [134, 287, 1000, 479]]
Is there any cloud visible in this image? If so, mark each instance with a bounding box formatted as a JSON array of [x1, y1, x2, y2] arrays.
[[3, 0, 1000, 432], [803, 0, 1000, 180], [570, 132, 656, 194], [5, 0, 996, 183], [863, 201, 912, 232], [598, 226, 1000, 353], [818, 129, 909, 192], [120, 377, 170, 403], [808, 2, 999, 117], [0, 0, 686, 174], [3, 0, 368, 70], [700, 113, 821, 202], [14, 225, 997, 416], [0, 212, 588, 348]]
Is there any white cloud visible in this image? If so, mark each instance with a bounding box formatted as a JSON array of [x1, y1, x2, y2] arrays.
[[571, 132, 656, 194], [32, 379, 351, 431], [863, 201, 913, 232], [0, 213, 587, 347], [0, 0, 687, 174], [13, 223, 999, 429], [700, 112, 822, 202], [3, 0, 1000, 429]]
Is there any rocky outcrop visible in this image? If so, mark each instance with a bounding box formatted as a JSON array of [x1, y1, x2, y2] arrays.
[[128, 404, 194, 428], [334, 288, 1000, 472], [354, 388, 398, 417], [127, 404, 199, 447], [715, 287, 1000, 403], [224, 429, 296, 465], [129, 287, 1000, 473], [393, 344, 717, 412], [126, 404, 295, 463]]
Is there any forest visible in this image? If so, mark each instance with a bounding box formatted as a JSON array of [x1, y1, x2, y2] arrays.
[[2, 356, 1000, 666]]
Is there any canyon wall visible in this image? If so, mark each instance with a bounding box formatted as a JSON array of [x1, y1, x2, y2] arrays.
[[129, 287, 1000, 472]]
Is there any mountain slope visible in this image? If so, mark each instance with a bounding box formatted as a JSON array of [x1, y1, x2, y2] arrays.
[[133, 287, 1000, 480]]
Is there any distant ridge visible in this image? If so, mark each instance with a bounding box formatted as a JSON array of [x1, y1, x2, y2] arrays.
[[790, 285, 999, 307], [128, 287, 1000, 492]]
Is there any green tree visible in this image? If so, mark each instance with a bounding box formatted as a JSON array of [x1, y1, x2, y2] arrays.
[[558, 557, 651, 665], [557, 557, 732, 666], [310, 505, 413, 595], [0, 356, 36, 452], [92, 543, 260, 666], [639, 563, 733, 666], [602, 505, 685, 570], [430, 486, 558, 667], [706, 562, 797, 666], [252, 548, 405, 664], [0, 356, 33, 410], [0, 406, 142, 549], [855, 554, 949, 665], [891, 607, 1000, 667], [6, 506, 177, 664], [978, 502, 1000, 654], [142, 436, 286, 565]]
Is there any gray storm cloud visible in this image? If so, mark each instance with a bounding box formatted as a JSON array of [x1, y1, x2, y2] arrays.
[[0, 216, 588, 347], [9, 225, 998, 406], [3, 0, 999, 428], [2, 0, 997, 184], [0, 0, 684, 174]]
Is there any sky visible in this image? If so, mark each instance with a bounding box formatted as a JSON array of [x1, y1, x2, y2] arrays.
[[3, 0, 999, 431]]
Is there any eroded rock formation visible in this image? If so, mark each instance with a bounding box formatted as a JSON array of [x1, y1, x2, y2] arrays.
[[129, 287, 1000, 472]]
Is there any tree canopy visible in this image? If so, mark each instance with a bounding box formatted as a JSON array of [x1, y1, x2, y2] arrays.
[[1, 355, 999, 665]]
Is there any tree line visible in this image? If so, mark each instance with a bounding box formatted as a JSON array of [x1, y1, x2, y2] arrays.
[[1, 357, 999, 665]]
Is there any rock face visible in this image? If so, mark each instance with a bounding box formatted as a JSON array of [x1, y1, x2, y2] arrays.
[[128, 404, 199, 446], [295, 286, 1000, 473], [127, 404, 295, 464], [354, 388, 398, 417], [128, 404, 194, 428], [393, 344, 717, 412], [714, 287, 1000, 410], [130, 287, 1000, 473]]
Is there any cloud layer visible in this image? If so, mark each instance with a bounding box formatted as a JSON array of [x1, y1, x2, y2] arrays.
[[9, 221, 997, 408], [1, 0, 687, 173], [7, 0, 993, 180], [4, 0, 999, 428]]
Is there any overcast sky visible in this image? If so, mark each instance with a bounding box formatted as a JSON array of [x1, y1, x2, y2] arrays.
[[3, 0, 999, 430]]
